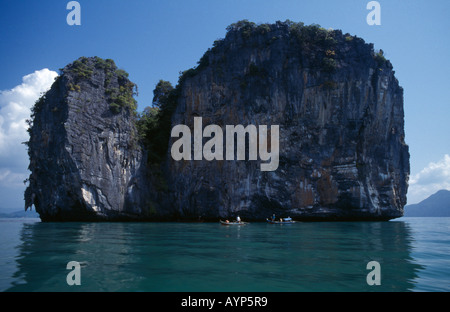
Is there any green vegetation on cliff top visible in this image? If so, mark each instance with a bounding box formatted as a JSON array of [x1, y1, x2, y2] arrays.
[[61, 56, 138, 114]]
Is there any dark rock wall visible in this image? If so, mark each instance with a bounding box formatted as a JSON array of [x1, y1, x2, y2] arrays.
[[167, 22, 409, 220]]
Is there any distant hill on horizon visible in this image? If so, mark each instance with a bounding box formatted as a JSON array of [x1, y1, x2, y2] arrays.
[[0, 209, 40, 219], [404, 190, 450, 217]]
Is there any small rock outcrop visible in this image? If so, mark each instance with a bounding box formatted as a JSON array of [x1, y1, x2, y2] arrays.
[[25, 21, 410, 221]]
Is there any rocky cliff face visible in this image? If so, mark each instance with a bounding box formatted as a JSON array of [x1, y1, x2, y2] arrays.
[[25, 57, 151, 221], [25, 21, 409, 221], [166, 21, 409, 220]]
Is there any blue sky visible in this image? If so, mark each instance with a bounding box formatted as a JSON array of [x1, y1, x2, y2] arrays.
[[0, 0, 449, 211]]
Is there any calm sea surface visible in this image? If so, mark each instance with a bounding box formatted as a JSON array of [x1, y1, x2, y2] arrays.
[[0, 217, 449, 292]]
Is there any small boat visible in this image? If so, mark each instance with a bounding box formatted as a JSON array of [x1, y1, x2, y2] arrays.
[[266, 217, 296, 224], [220, 220, 248, 225]]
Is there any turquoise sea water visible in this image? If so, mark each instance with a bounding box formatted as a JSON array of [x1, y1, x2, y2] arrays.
[[0, 217, 449, 292]]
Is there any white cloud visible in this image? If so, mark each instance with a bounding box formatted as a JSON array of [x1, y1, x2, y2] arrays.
[[0, 69, 58, 155], [0, 69, 58, 205], [408, 154, 450, 204]]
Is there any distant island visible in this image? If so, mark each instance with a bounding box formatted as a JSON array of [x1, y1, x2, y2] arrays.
[[404, 190, 450, 217], [0, 209, 39, 219]]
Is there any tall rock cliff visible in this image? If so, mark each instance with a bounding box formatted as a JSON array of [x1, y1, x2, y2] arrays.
[[165, 21, 409, 220], [25, 21, 409, 221], [25, 57, 151, 221]]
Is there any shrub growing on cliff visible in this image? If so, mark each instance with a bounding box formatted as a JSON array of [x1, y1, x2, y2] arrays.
[[256, 23, 271, 35], [226, 19, 256, 38], [137, 80, 179, 163], [288, 22, 336, 48], [30, 94, 46, 118], [322, 57, 337, 73], [152, 80, 174, 108], [136, 106, 159, 142], [115, 69, 130, 80], [93, 57, 116, 71], [108, 82, 138, 114], [62, 57, 93, 79], [374, 49, 387, 67]]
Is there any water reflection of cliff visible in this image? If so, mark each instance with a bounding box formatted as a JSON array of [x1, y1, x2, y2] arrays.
[[6, 220, 424, 291], [6, 222, 137, 291]]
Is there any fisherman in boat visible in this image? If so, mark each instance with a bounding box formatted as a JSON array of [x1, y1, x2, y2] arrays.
[[236, 216, 241, 223]]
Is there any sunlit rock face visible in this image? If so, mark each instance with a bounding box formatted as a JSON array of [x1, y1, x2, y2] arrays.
[[25, 57, 150, 221]]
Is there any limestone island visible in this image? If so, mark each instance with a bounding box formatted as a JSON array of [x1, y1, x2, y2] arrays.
[[24, 20, 410, 222]]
